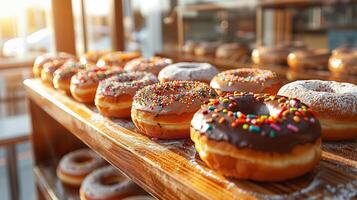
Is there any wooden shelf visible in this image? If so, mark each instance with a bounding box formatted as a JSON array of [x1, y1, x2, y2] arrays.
[[34, 164, 79, 200], [156, 51, 357, 84], [0, 54, 37, 70], [25, 79, 357, 199]]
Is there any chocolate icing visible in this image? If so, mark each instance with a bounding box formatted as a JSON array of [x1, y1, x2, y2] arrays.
[[191, 93, 321, 153]]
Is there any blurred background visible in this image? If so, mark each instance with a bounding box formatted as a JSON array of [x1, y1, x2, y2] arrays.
[[0, 0, 356, 199]]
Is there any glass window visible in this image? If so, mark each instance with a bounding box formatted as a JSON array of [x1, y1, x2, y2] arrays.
[[1, 0, 52, 57]]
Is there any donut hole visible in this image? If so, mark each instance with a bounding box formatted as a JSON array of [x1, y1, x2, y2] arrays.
[[310, 85, 334, 93], [178, 65, 197, 69], [100, 175, 124, 186], [234, 98, 270, 116], [73, 156, 93, 165]]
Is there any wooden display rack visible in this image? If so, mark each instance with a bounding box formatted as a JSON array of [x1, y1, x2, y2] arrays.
[[25, 79, 357, 200]]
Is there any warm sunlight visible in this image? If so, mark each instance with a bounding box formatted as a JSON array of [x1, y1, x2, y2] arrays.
[[0, 0, 23, 18]]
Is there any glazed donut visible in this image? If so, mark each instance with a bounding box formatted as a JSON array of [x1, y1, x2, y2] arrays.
[[158, 62, 219, 83], [95, 72, 158, 118], [328, 46, 357, 75], [70, 67, 123, 103], [96, 51, 141, 68], [191, 92, 321, 181], [252, 43, 305, 66], [80, 50, 111, 65], [33, 52, 75, 78], [182, 40, 199, 54], [278, 80, 357, 141], [57, 149, 106, 187], [210, 68, 281, 95], [131, 81, 217, 139], [215, 43, 249, 61], [124, 56, 172, 75], [287, 49, 330, 71], [53, 60, 87, 95], [194, 42, 220, 56], [41, 59, 70, 86], [80, 165, 145, 200]]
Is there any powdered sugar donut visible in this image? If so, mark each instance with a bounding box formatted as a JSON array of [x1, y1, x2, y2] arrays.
[[158, 62, 219, 83], [57, 149, 106, 187], [80, 165, 145, 200], [278, 80, 357, 140]]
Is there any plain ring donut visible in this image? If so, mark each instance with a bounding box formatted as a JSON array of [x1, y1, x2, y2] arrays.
[[191, 92, 321, 181], [57, 149, 106, 187], [287, 49, 331, 71], [80, 165, 145, 200], [158, 62, 219, 83], [278, 80, 357, 140]]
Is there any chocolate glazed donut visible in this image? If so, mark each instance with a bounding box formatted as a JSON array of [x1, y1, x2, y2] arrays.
[[191, 92, 321, 181]]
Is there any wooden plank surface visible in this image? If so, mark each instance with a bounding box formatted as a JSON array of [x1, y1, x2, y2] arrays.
[[0, 55, 35, 70], [34, 165, 79, 200], [25, 79, 357, 200]]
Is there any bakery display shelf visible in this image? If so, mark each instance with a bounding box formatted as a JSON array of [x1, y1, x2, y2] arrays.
[[259, 0, 357, 8], [25, 79, 357, 200], [34, 164, 79, 200], [156, 51, 357, 84]]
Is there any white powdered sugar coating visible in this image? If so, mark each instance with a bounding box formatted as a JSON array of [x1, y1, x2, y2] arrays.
[[278, 80, 357, 118], [158, 62, 219, 82], [81, 165, 134, 199], [58, 149, 105, 175]]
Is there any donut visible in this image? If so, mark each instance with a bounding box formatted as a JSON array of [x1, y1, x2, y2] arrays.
[[70, 67, 123, 103], [95, 72, 158, 118], [57, 149, 106, 187], [191, 92, 321, 181], [210, 68, 281, 95], [33, 52, 75, 78], [80, 165, 145, 200], [182, 40, 199, 54], [215, 43, 249, 61], [53, 60, 87, 95], [288, 49, 330, 71], [252, 43, 305, 66], [96, 51, 141, 68], [194, 42, 220, 57], [41, 59, 70, 86], [131, 81, 217, 139], [124, 56, 173, 75], [278, 80, 357, 141], [328, 46, 357, 75], [158, 62, 219, 83], [80, 50, 111, 65]]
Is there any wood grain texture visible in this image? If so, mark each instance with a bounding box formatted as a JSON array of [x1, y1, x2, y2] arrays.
[[25, 79, 357, 200], [34, 165, 79, 200]]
